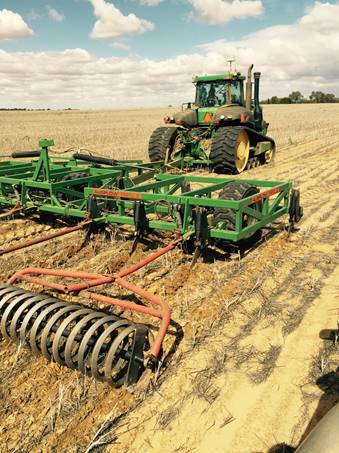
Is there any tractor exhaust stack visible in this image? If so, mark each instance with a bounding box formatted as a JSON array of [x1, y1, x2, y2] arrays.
[[245, 64, 253, 110], [253, 71, 262, 126]]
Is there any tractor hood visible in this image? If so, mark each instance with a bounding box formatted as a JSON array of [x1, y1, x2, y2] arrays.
[[172, 107, 219, 128], [169, 105, 253, 128], [213, 105, 252, 123], [172, 108, 199, 128]]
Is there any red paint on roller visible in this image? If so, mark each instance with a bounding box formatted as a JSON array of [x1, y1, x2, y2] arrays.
[[8, 237, 181, 359]]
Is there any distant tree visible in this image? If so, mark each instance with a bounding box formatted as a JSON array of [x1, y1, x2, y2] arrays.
[[270, 96, 279, 104], [280, 97, 292, 104], [310, 91, 337, 103], [324, 93, 335, 103], [289, 91, 303, 103], [310, 91, 323, 102]]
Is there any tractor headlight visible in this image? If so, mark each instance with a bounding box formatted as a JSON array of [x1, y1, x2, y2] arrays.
[[220, 115, 225, 120]]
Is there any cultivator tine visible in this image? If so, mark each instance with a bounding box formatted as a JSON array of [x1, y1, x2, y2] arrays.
[[130, 201, 149, 255], [191, 207, 208, 267], [191, 247, 201, 268], [288, 189, 303, 233]]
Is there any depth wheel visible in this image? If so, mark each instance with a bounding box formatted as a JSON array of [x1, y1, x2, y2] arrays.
[[213, 182, 262, 245], [210, 127, 250, 174]]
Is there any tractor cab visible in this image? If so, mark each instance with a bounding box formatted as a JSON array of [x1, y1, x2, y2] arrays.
[[195, 74, 245, 108], [193, 72, 246, 126], [170, 68, 250, 128]]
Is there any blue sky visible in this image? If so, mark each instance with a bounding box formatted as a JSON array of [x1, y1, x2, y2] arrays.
[[0, 1, 339, 108], [1, 0, 316, 58]]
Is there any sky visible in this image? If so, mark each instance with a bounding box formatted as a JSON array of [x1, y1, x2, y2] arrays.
[[0, 0, 339, 109]]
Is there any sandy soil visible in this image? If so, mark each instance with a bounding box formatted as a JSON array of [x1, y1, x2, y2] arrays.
[[0, 105, 338, 453]]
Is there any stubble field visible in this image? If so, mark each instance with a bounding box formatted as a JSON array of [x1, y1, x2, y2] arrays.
[[0, 104, 338, 453]]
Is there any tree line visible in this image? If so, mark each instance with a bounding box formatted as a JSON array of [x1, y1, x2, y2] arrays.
[[0, 108, 77, 111], [262, 91, 339, 104]]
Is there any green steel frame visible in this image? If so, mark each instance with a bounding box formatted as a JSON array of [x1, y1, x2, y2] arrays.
[[0, 140, 300, 244], [85, 174, 290, 242]]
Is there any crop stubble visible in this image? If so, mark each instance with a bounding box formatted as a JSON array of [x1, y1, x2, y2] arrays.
[[0, 104, 338, 453]]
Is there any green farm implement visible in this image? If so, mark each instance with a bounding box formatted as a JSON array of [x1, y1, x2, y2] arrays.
[[0, 139, 302, 387]]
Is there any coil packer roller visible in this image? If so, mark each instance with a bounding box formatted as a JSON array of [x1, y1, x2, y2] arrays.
[[0, 139, 303, 386]]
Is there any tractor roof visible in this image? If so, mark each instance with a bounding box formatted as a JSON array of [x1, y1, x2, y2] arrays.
[[194, 72, 245, 83]]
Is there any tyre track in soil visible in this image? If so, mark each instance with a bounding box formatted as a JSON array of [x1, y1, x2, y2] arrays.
[[0, 139, 337, 451]]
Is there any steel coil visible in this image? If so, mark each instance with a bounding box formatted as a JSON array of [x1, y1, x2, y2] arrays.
[[0, 284, 148, 386]]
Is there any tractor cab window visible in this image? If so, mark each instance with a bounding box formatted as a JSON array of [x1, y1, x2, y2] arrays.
[[196, 80, 242, 107]]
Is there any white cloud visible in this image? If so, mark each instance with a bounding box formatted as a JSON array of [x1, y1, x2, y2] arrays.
[[27, 9, 42, 21], [110, 41, 131, 50], [198, 1, 339, 93], [89, 0, 154, 38], [140, 0, 163, 5], [0, 9, 34, 40], [300, 0, 339, 32], [0, 2, 338, 108], [47, 7, 65, 23], [188, 0, 263, 25]]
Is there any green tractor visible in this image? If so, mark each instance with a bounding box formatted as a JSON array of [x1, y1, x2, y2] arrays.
[[148, 63, 275, 173]]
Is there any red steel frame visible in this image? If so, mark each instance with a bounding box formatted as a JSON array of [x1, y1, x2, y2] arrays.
[[8, 237, 182, 360]]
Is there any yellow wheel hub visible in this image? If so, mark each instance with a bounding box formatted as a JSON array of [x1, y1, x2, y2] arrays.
[[264, 148, 273, 163], [235, 129, 250, 172]]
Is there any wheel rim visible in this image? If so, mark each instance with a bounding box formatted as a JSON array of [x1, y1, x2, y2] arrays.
[[264, 148, 273, 163], [235, 130, 250, 172]]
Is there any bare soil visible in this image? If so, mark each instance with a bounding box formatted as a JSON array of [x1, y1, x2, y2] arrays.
[[0, 105, 338, 453]]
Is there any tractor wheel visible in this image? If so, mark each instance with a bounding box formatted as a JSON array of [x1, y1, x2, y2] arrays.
[[213, 182, 262, 244], [210, 126, 250, 174], [148, 127, 178, 162]]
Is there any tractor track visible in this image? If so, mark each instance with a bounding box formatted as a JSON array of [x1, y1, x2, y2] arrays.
[[0, 106, 338, 453]]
